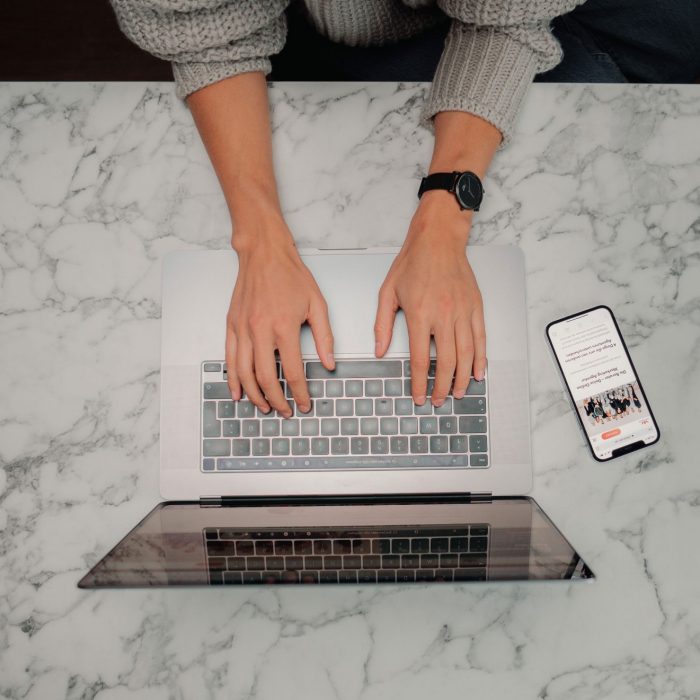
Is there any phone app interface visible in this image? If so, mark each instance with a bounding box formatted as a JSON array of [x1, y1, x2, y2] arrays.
[[548, 307, 658, 459]]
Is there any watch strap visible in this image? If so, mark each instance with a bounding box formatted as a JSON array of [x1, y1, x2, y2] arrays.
[[417, 172, 459, 198]]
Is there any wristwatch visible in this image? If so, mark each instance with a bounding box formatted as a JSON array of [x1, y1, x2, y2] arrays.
[[417, 170, 483, 211]]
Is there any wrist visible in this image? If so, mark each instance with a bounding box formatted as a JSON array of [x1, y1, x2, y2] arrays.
[[231, 210, 296, 256], [409, 197, 472, 248]]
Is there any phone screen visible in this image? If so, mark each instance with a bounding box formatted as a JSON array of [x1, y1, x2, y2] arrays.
[[546, 306, 660, 461]]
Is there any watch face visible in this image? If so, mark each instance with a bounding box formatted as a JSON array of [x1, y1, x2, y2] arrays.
[[455, 172, 482, 210]]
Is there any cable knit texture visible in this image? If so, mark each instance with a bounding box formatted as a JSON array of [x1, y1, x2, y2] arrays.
[[109, 0, 585, 146]]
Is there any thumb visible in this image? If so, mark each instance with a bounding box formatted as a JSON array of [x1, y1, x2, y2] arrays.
[[374, 285, 398, 357], [308, 298, 335, 370]]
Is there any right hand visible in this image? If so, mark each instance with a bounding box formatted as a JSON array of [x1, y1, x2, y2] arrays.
[[226, 226, 335, 418]]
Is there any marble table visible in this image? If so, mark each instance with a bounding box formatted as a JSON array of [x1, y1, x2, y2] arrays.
[[1, 80, 699, 699]]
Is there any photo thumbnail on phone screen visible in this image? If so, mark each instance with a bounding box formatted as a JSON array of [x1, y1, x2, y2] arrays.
[[547, 307, 659, 460]]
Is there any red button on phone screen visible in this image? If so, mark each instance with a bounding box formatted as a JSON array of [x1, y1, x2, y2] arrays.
[[602, 429, 621, 440]]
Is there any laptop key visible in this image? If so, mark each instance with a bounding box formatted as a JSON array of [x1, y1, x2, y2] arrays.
[[315, 399, 334, 417], [395, 398, 413, 415], [301, 419, 319, 436], [340, 418, 359, 435], [411, 538, 430, 553], [459, 416, 487, 433], [375, 398, 392, 416], [360, 418, 378, 435], [203, 402, 220, 437], [292, 438, 310, 455], [237, 401, 256, 418], [453, 397, 486, 414], [331, 437, 349, 454], [252, 439, 270, 456], [320, 570, 339, 583], [261, 419, 280, 437], [390, 436, 408, 453], [307, 381, 324, 398], [400, 417, 418, 434], [307, 360, 401, 379], [469, 435, 488, 453], [232, 439, 251, 456], [203, 439, 230, 457], [371, 437, 389, 454], [345, 380, 363, 397], [435, 399, 452, 415], [311, 437, 329, 455], [351, 437, 369, 454], [430, 436, 448, 453], [320, 418, 339, 436], [242, 420, 260, 438], [410, 436, 428, 453], [355, 399, 373, 416], [203, 458, 215, 471], [203, 363, 221, 372], [419, 417, 438, 434], [203, 382, 231, 399], [336, 399, 354, 416], [385, 379, 402, 396], [450, 435, 468, 453], [365, 379, 382, 397], [281, 418, 299, 436], [414, 401, 432, 416], [218, 401, 235, 418], [380, 417, 398, 434], [439, 417, 457, 434], [466, 378, 486, 395], [326, 380, 343, 397], [272, 438, 290, 456]]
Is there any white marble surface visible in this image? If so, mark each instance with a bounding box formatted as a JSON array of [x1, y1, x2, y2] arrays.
[[1, 81, 699, 699]]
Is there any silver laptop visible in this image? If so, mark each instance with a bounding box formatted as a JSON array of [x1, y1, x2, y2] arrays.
[[79, 245, 593, 587]]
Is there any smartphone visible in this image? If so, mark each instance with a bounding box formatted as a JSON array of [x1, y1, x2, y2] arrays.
[[546, 305, 660, 461]]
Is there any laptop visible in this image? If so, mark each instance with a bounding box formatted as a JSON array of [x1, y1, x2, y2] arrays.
[[79, 246, 594, 587]]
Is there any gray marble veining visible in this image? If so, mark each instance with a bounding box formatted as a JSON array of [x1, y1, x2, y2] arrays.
[[0, 81, 699, 699]]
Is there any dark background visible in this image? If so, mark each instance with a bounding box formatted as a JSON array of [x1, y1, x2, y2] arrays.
[[1, 0, 699, 83]]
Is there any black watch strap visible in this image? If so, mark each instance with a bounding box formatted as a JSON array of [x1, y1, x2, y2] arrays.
[[417, 172, 459, 198]]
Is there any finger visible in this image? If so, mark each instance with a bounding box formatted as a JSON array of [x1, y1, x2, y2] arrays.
[[277, 331, 311, 414], [374, 284, 398, 357], [471, 307, 487, 382], [225, 323, 242, 401], [235, 332, 270, 413], [252, 333, 291, 417], [407, 314, 431, 405], [432, 323, 456, 406], [307, 297, 335, 371], [453, 317, 473, 399]]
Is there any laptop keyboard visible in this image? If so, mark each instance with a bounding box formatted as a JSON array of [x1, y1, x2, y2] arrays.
[[204, 524, 490, 584], [200, 359, 488, 471]]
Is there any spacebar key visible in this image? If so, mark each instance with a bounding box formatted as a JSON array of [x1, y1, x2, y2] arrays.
[[306, 360, 402, 379]]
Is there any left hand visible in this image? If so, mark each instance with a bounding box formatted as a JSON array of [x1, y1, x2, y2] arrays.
[[373, 196, 486, 407]]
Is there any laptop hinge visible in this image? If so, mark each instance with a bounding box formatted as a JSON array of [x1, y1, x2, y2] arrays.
[[200, 496, 223, 507], [200, 492, 492, 507]]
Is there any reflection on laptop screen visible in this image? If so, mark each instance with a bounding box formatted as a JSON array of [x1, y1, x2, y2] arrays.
[[79, 497, 593, 587]]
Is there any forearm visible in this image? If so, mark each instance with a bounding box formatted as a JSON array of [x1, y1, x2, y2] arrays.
[[187, 71, 291, 252], [415, 111, 502, 243]]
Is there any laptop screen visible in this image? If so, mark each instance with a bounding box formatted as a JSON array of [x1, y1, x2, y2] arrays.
[[78, 497, 593, 587]]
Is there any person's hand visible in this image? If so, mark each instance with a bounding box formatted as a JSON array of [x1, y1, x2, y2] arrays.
[[226, 221, 335, 417], [373, 197, 486, 407]]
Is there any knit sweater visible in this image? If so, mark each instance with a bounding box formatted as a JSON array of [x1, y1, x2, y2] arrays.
[[110, 0, 585, 146]]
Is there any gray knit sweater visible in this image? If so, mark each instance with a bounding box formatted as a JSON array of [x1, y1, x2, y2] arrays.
[[110, 0, 584, 145]]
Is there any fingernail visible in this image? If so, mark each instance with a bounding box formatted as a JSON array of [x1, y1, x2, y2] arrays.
[[433, 398, 444, 407], [415, 395, 426, 406], [299, 403, 311, 413], [475, 371, 484, 382], [454, 390, 465, 399]]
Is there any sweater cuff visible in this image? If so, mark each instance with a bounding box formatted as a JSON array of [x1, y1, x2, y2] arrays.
[[172, 56, 271, 100], [420, 22, 540, 148]]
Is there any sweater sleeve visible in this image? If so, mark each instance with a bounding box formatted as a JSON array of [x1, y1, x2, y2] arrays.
[[421, 0, 585, 147], [109, 0, 289, 99]]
